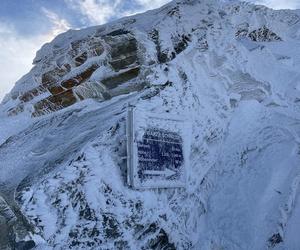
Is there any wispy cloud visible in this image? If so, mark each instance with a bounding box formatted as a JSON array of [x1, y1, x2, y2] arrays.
[[65, 0, 170, 26], [65, 0, 122, 25], [135, 0, 170, 10], [42, 8, 72, 36], [0, 10, 71, 101], [0, 23, 44, 100]]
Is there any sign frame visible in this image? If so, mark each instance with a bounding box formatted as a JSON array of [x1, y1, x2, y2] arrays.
[[126, 107, 191, 189]]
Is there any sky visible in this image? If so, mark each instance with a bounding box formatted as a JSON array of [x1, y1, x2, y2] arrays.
[[0, 0, 300, 101]]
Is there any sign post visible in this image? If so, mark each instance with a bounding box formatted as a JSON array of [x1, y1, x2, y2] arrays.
[[127, 108, 190, 189]]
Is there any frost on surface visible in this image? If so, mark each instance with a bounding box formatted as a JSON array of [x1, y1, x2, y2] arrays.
[[18, 129, 198, 249], [128, 109, 191, 189]]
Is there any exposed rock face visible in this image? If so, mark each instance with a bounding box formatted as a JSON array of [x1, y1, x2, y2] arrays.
[[0, 196, 35, 250], [1, 0, 300, 249], [5, 2, 287, 119], [17, 146, 183, 249], [0, 196, 16, 224], [5, 30, 144, 117], [248, 25, 282, 42], [236, 24, 282, 42]]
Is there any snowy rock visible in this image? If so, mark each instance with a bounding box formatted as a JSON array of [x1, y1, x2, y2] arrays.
[[1, 0, 300, 249]]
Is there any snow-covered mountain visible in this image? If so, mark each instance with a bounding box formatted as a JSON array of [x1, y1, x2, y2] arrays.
[[1, 0, 300, 249]]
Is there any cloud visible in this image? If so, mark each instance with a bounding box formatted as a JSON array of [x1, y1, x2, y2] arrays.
[[65, 0, 170, 26], [0, 23, 44, 101], [65, 0, 123, 25], [0, 10, 71, 101], [135, 0, 170, 10], [42, 8, 72, 37]]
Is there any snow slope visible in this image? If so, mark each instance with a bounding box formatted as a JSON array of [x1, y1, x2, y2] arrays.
[[0, 0, 300, 249]]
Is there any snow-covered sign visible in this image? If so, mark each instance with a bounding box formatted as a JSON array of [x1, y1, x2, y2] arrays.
[[127, 107, 191, 189]]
